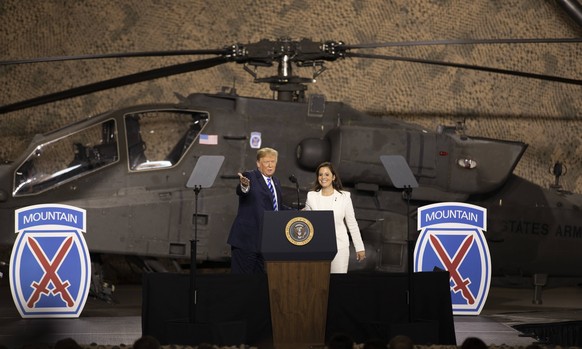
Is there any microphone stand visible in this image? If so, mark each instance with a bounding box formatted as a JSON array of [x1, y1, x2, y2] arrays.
[[289, 175, 301, 209], [403, 185, 414, 322], [190, 185, 201, 323], [168, 155, 225, 345], [295, 181, 301, 209], [379, 155, 419, 324]]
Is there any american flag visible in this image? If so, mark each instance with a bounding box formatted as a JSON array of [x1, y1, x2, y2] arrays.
[[199, 134, 218, 145]]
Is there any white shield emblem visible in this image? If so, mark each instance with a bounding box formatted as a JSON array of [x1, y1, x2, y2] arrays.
[[414, 202, 491, 315], [10, 204, 91, 318]]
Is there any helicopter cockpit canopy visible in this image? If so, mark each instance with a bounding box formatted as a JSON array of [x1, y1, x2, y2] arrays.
[[12, 110, 209, 197]]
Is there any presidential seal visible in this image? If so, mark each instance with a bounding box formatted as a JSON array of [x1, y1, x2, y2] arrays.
[[285, 217, 314, 246]]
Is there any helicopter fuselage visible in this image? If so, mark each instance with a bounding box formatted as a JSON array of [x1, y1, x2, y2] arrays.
[[1, 91, 580, 279]]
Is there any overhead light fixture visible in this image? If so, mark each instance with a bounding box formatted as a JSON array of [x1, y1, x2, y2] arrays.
[[457, 158, 477, 169]]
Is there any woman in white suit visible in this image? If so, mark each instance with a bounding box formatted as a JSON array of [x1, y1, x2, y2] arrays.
[[304, 162, 366, 273]]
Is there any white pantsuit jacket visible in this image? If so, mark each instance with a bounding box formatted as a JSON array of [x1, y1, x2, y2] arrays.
[[304, 189, 365, 253]]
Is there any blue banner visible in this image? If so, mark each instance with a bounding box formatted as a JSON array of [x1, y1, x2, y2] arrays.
[[17, 206, 85, 230], [419, 204, 485, 229]]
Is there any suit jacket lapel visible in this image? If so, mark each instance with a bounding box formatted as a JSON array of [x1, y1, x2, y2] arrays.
[[254, 170, 278, 208], [253, 170, 268, 193], [272, 177, 282, 201]]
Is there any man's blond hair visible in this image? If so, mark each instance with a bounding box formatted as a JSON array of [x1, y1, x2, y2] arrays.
[[256, 147, 278, 160]]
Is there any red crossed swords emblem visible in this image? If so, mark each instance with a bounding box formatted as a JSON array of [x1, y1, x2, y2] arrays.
[[429, 233, 476, 305], [26, 236, 75, 308]]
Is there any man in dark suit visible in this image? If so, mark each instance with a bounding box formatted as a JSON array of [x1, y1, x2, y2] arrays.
[[228, 147, 289, 273]]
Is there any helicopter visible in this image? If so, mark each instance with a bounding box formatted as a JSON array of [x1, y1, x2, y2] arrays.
[[2, 28, 582, 296]]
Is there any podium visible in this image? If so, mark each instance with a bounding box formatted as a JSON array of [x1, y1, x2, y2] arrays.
[[261, 210, 337, 349]]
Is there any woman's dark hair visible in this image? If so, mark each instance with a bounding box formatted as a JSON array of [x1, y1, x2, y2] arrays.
[[312, 162, 343, 191]]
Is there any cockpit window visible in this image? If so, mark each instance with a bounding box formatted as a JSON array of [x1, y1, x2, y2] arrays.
[[125, 110, 208, 171], [13, 119, 118, 196]]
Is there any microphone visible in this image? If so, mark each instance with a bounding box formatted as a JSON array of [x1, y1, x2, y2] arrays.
[[289, 174, 301, 209]]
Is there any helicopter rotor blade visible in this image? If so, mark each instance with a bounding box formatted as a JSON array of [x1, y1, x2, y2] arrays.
[[558, 0, 582, 28], [0, 56, 230, 115], [3, 37, 579, 66], [343, 37, 582, 49], [0, 49, 229, 66], [3, 37, 582, 115], [345, 52, 582, 86]]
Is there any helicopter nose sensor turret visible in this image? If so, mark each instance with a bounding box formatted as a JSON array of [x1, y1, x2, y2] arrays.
[[296, 138, 331, 170]]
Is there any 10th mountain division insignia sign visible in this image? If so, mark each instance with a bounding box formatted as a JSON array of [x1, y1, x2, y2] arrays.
[[414, 202, 491, 315], [10, 204, 91, 318]]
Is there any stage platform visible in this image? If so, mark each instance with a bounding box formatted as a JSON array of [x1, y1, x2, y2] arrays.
[[1, 278, 581, 348]]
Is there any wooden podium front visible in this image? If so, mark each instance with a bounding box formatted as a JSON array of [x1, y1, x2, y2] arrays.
[[266, 261, 330, 349], [261, 211, 336, 349]]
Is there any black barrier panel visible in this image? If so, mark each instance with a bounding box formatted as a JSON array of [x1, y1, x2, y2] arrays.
[[514, 321, 582, 347], [142, 273, 270, 345], [326, 272, 456, 344], [142, 271, 456, 346]]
